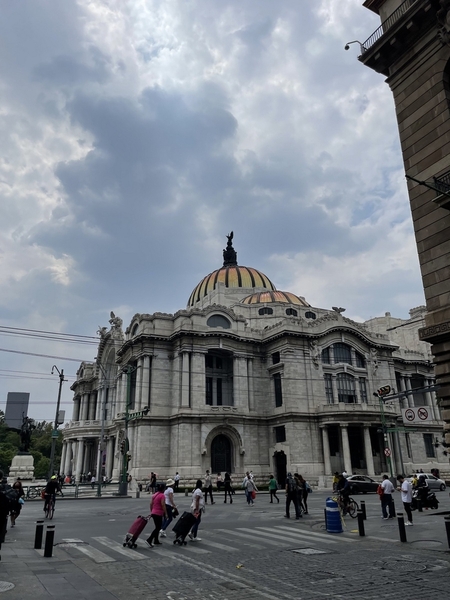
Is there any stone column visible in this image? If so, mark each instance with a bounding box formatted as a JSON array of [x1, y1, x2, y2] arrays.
[[248, 359, 254, 411], [321, 426, 332, 475], [181, 351, 190, 407], [398, 376, 407, 409], [191, 352, 206, 409], [340, 425, 352, 474], [75, 438, 84, 483], [115, 376, 123, 417], [363, 426, 375, 476], [404, 376, 413, 408], [73, 397, 81, 421], [64, 441, 73, 475], [80, 392, 89, 421], [331, 375, 338, 404], [82, 442, 91, 475], [136, 357, 144, 410], [88, 392, 96, 420], [60, 442, 67, 475], [142, 356, 150, 409], [106, 437, 115, 479]]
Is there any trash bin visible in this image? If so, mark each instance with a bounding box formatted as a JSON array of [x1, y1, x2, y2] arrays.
[[326, 497, 343, 533]]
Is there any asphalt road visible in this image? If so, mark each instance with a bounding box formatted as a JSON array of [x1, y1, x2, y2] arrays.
[[2, 489, 450, 599]]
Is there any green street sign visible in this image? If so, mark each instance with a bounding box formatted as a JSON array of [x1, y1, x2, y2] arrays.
[[51, 430, 59, 438]]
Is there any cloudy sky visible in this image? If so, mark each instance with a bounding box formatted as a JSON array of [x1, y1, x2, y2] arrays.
[[0, 0, 425, 422]]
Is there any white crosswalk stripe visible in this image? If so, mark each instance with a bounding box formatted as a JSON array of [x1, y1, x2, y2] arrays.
[[60, 523, 356, 564]]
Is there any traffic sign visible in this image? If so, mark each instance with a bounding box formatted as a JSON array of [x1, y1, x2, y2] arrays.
[[384, 448, 391, 457], [401, 407, 432, 424], [404, 408, 415, 422], [417, 407, 429, 420], [51, 429, 59, 439]]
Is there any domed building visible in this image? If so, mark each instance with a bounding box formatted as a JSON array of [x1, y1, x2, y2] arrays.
[[61, 234, 444, 487]]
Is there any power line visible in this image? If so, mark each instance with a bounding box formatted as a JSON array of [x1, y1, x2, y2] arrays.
[[0, 325, 98, 341], [0, 347, 91, 362]]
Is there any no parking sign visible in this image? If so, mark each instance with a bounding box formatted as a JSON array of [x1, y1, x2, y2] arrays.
[[401, 407, 431, 424]]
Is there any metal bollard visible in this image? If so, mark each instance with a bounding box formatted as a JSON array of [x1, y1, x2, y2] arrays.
[[444, 516, 450, 550], [185, 488, 188, 497], [391, 498, 396, 517], [34, 520, 45, 549], [397, 513, 407, 543], [357, 510, 365, 536], [360, 500, 367, 520], [44, 525, 55, 558]]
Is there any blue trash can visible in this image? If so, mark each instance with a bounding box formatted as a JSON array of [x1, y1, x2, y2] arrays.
[[326, 497, 343, 533]]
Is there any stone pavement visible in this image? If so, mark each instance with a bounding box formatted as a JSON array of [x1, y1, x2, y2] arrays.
[[1, 493, 450, 599]]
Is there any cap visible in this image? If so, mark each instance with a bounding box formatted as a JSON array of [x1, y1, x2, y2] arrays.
[[166, 478, 175, 487], [51, 475, 57, 480]]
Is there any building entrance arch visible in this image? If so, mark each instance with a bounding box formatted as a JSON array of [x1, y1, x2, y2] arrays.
[[211, 434, 233, 474]]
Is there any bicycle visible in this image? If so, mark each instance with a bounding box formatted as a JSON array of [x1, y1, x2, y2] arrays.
[[27, 486, 44, 499], [335, 494, 359, 518], [44, 494, 56, 520]]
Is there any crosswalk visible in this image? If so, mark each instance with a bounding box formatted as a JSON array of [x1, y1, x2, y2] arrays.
[[54, 523, 357, 564]]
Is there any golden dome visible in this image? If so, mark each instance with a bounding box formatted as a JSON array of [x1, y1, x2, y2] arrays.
[[241, 291, 310, 306], [188, 265, 276, 307]]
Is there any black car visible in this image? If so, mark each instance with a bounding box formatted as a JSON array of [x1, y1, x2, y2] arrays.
[[346, 475, 380, 494]]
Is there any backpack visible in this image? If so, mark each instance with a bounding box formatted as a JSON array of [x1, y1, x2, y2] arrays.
[[0, 484, 19, 513], [376, 484, 384, 497], [287, 477, 297, 493], [305, 482, 312, 494]]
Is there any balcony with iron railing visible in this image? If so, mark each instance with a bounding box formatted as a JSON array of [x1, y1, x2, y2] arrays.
[[361, 0, 419, 53], [434, 169, 450, 195]]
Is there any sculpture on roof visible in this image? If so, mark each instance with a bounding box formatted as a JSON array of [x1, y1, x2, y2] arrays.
[[223, 231, 238, 267]]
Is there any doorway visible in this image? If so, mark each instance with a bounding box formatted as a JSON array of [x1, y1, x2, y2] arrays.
[[274, 451, 287, 486], [211, 434, 232, 473]]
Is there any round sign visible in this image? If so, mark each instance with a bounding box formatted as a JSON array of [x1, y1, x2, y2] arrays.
[[404, 408, 415, 422], [384, 448, 391, 457], [417, 407, 429, 420]]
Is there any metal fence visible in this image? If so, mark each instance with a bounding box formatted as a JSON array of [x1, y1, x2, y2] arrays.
[[362, 0, 419, 53]]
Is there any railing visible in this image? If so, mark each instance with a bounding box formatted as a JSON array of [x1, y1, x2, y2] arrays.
[[362, 0, 419, 53], [434, 169, 450, 195]]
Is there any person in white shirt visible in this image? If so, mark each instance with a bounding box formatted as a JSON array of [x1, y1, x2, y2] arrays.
[[396, 475, 413, 525], [160, 478, 178, 538], [204, 470, 215, 505], [189, 480, 205, 541], [380, 474, 395, 519]]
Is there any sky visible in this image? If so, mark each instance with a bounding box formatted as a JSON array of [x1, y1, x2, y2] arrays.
[[0, 0, 426, 423]]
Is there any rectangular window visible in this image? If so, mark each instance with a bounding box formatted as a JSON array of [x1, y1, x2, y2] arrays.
[[216, 357, 223, 369], [324, 374, 334, 404], [205, 355, 213, 369], [321, 347, 330, 364], [206, 377, 213, 405], [423, 433, 436, 458], [274, 426, 286, 443], [217, 378, 223, 405], [337, 373, 356, 403], [359, 378, 367, 403], [274, 373, 283, 407], [272, 352, 280, 365]]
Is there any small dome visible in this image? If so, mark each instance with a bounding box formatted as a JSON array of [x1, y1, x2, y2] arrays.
[[241, 290, 310, 307], [188, 266, 276, 307]]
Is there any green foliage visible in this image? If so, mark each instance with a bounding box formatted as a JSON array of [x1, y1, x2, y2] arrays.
[[0, 416, 62, 476]]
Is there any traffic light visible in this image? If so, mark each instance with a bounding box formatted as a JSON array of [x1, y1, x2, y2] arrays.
[[377, 385, 391, 397], [120, 440, 125, 454]]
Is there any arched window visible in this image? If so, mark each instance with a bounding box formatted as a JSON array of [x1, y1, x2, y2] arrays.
[[321, 347, 331, 364], [258, 307, 273, 315], [334, 343, 352, 365], [207, 315, 231, 329], [131, 323, 139, 336], [305, 311, 316, 319], [286, 308, 298, 317], [337, 373, 356, 404], [211, 434, 232, 473]]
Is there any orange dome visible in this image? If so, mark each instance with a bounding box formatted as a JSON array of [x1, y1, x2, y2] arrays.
[[188, 266, 276, 307], [241, 291, 310, 306]]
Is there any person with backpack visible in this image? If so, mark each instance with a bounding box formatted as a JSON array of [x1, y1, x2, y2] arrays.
[[285, 472, 301, 519], [9, 480, 25, 527]]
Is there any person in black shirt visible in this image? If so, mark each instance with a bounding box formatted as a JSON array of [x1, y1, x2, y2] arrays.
[[44, 476, 61, 512]]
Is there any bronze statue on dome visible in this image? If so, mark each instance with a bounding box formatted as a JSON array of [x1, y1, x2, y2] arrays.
[[223, 231, 238, 266]]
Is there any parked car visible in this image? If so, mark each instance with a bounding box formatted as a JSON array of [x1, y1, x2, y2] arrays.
[[346, 475, 381, 494], [407, 473, 446, 491]]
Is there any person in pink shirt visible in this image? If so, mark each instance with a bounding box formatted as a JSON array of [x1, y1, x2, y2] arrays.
[[145, 483, 167, 548]]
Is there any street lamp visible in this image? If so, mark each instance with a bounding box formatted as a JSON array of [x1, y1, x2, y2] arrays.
[[48, 366, 67, 479], [95, 362, 108, 490]]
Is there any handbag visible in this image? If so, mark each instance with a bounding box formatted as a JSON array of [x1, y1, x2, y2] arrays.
[[19, 497, 25, 505], [172, 507, 179, 518], [251, 490, 256, 500]]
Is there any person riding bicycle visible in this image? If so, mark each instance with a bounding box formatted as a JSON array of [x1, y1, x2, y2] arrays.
[[43, 475, 61, 512], [336, 474, 351, 513]]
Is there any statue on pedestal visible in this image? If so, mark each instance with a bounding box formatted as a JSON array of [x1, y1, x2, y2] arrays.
[[19, 416, 35, 453]]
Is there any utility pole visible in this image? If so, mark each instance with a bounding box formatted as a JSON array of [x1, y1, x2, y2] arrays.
[[118, 365, 134, 496], [48, 366, 66, 479]]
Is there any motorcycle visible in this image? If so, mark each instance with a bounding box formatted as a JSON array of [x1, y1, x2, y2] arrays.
[[411, 488, 439, 510]]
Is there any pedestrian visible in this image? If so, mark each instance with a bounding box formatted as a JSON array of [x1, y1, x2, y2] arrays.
[[296, 474, 309, 514], [188, 479, 205, 541], [396, 475, 413, 526], [0, 470, 11, 544], [204, 470, 215, 505], [174, 472, 180, 490], [268, 474, 279, 503], [91, 475, 96, 489], [379, 474, 395, 519], [9, 480, 25, 528], [244, 475, 258, 506], [342, 470, 348, 478], [160, 478, 178, 538], [416, 475, 429, 510], [224, 472, 233, 503], [150, 472, 157, 493], [216, 473, 224, 491], [285, 472, 301, 519], [332, 471, 340, 492], [145, 483, 167, 547]]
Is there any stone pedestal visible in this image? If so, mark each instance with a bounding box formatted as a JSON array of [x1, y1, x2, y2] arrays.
[[7, 453, 34, 483]]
